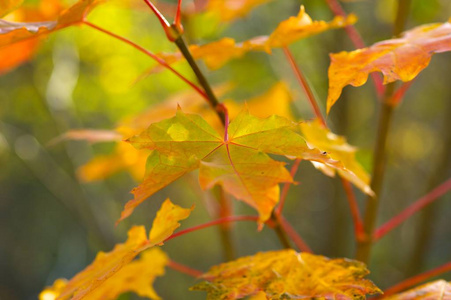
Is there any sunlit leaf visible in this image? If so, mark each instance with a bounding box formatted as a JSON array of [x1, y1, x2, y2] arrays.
[[207, 0, 271, 22], [39, 198, 191, 300], [300, 119, 373, 196], [0, 0, 62, 73], [0, 0, 101, 48], [327, 20, 451, 113], [156, 6, 356, 70], [120, 108, 351, 223], [385, 280, 451, 299], [190, 249, 382, 299], [0, 0, 23, 17]]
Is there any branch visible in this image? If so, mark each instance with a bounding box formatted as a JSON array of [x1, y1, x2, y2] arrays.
[[275, 158, 301, 216], [341, 178, 365, 241], [380, 261, 451, 298], [373, 177, 451, 241], [82, 21, 207, 99], [279, 216, 313, 253]]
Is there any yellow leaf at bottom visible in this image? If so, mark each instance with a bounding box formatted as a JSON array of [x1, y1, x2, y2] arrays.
[[40, 199, 192, 300], [385, 280, 451, 299], [191, 249, 382, 299]]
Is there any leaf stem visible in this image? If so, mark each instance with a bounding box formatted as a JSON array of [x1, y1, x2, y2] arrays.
[[325, 0, 385, 97], [373, 177, 451, 241], [281, 45, 364, 244], [341, 178, 365, 241], [275, 158, 301, 216], [270, 212, 293, 249], [174, 36, 225, 123], [143, 0, 171, 28], [168, 260, 203, 278], [355, 0, 412, 264], [165, 215, 258, 242], [282, 47, 326, 126], [379, 261, 451, 298], [82, 21, 207, 99], [279, 215, 313, 253]]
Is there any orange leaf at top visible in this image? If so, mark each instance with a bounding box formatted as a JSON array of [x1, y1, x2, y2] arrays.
[[121, 109, 346, 223], [156, 6, 356, 70], [41, 198, 191, 300], [207, 0, 271, 22], [0, 0, 101, 48], [327, 20, 451, 113], [384, 280, 451, 299], [190, 249, 382, 299], [0, 0, 23, 17]]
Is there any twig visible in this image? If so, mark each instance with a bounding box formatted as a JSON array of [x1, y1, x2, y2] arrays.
[[168, 260, 203, 278], [380, 261, 451, 298], [165, 216, 259, 242], [275, 158, 301, 216], [279, 216, 313, 253], [341, 178, 365, 241], [82, 21, 207, 100], [373, 177, 451, 241]]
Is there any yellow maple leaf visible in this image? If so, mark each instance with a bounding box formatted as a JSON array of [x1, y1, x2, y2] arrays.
[[190, 249, 382, 299], [300, 119, 373, 196], [39, 199, 192, 300], [327, 20, 451, 113], [0, 0, 23, 17]]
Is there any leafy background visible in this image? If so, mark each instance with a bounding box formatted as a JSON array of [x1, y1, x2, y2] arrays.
[[1, 0, 451, 299]]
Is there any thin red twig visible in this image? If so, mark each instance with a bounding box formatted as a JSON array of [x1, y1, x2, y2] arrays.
[[283, 47, 326, 127], [82, 21, 207, 99], [341, 178, 365, 241], [275, 159, 301, 216], [279, 216, 313, 253], [325, 0, 385, 97], [374, 177, 451, 241], [165, 215, 259, 242], [388, 80, 414, 106], [168, 260, 203, 278], [174, 0, 183, 29], [379, 261, 451, 298], [143, 0, 171, 28], [282, 45, 363, 245]]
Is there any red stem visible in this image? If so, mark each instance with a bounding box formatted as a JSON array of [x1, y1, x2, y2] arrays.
[[143, 0, 171, 28], [82, 21, 207, 100], [282, 45, 364, 246], [282, 47, 326, 127], [165, 215, 259, 242], [279, 216, 313, 253], [341, 178, 365, 241], [379, 261, 451, 298], [217, 103, 230, 142], [388, 80, 414, 106], [175, 0, 183, 29], [168, 260, 203, 278], [325, 0, 385, 97], [373, 177, 451, 241], [275, 159, 301, 216]]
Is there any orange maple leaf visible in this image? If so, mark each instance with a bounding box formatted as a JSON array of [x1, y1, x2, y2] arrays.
[[327, 19, 451, 113]]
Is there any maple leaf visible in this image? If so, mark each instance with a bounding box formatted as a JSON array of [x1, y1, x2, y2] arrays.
[[384, 280, 451, 299], [0, 0, 101, 48], [156, 6, 356, 70], [190, 249, 382, 299], [0, 0, 62, 73], [78, 83, 292, 182], [119, 108, 352, 224], [327, 20, 451, 113], [39, 199, 192, 300], [207, 0, 271, 22], [300, 119, 373, 196]]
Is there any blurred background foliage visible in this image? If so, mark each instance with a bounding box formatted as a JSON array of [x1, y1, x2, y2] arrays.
[[1, 0, 451, 299]]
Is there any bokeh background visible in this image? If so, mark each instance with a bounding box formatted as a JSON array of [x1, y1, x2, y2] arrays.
[[1, 0, 451, 299]]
